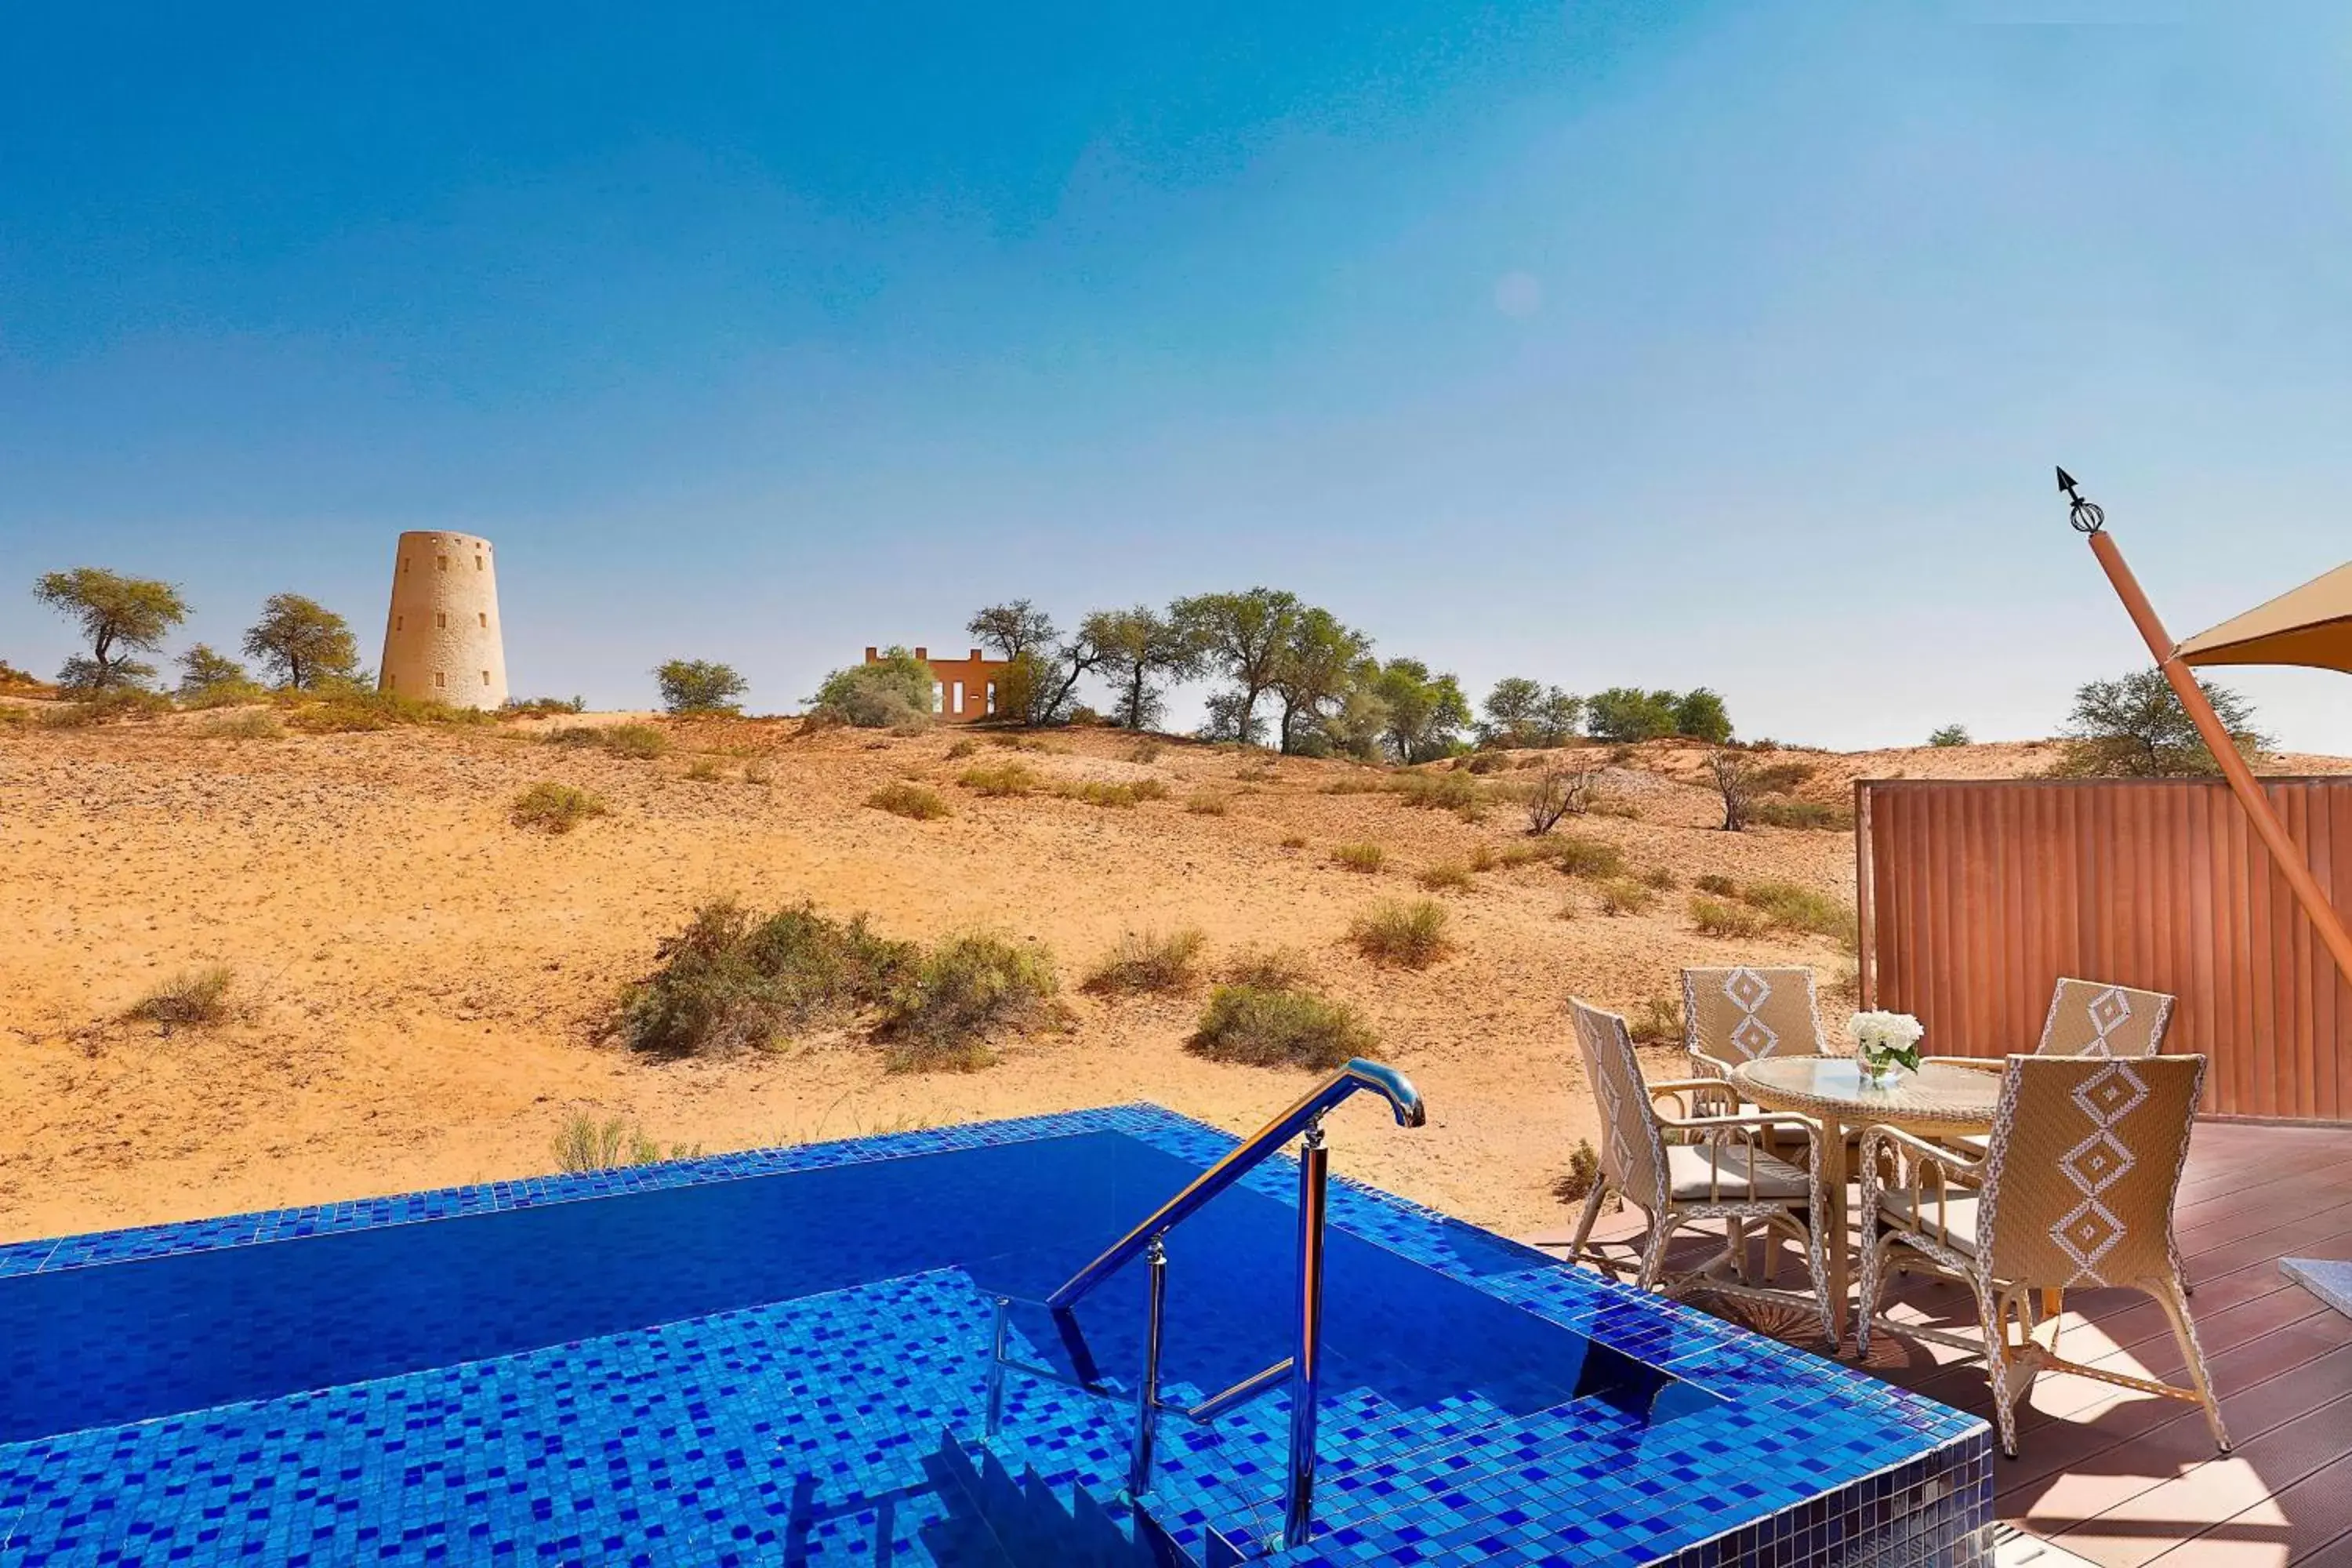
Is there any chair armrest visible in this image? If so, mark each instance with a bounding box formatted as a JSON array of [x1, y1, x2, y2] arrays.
[[1859, 1123, 1984, 1238], [1861, 1123, 1984, 1179], [1920, 1055, 2002, 1073]]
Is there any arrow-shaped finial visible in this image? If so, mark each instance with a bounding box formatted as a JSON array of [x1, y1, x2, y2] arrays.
[[2056, 464, 2105, 534]]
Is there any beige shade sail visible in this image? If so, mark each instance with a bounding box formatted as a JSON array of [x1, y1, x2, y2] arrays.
[[2175, 561, 2352, 673]]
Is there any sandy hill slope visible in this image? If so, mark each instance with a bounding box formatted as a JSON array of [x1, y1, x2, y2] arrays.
[[1, 712, 2335, 1245]]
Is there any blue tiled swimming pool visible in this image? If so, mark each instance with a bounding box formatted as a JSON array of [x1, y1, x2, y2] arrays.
[[0, 1106, 1991, 1565]]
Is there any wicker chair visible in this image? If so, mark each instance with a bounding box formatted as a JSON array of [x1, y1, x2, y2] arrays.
[[1857, 1054, 2227, 1458], [1681, 965, 1828, 1081], [1567, 998, 1835, 1342], [1925, 978, 2176, 1073]]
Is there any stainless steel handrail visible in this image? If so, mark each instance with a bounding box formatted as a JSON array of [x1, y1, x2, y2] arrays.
[[990, 1057, 1425, 1555], [1045, 1058, 1425, 1312]]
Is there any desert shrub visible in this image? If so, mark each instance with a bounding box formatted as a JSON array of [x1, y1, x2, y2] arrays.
[[1626, 993, 1682, 1046], [1693, 873, 1738, 897], [619, 898, 920, 1056], [1331, 841, 1385, 873], [284, 689, 495, 733], [1589, 795, 1643, 821], [1052, 779, 1145, 808], [1127, 739, 1164, 764], [868, 782, 950, 820], [1523, 762, 1595, 834], [1221, 946, 1318, 989], [1416, 861, 1475, 894], [505, 695, 587, 717], [1496, 841, 1555, 868], [1550, 836, 1626, 879], [810, 648, 935, 729], [1132, 779, 1171, 801], [2054, 668, 2266, 778], [1737, 881, 1858, 947], [1748, 798, 1851, 830], [1639, 865, 1677, 891], [959, 762, 1040, 797], [1463, 752, 1509, 775], [550, 1112, 702, 1173], [742, 759, 774, 786], [878, 932, 1060, 1072], [683, 757, 724, 783], [655, 659, 748, 715], [511, 782, 609, 833], [1552, 1138, 1604, 1204], [1321, 775, 1388, 796], [126, 964, 234, 1030], [1466, 843, 1497, 873], [1186, 792, 1230, 815], [1395, 771, 1479, 811], [1082, 927, 1207, 996], [1690, 895, 1769, 939], [44, 688, 175, 726], [601, 724, 670, 760], [201, 710, 283, 740], [946, 738, 978, 759], [1187, 984, 1376, 1070], [1556, 897, 1580, 921], [990, 734, 1045, 751], [1928, 724, 1970, 748], [1595, 878, 1658, 916], [1279, 833, 1309, 850], [1348, 899, 1453, 967]]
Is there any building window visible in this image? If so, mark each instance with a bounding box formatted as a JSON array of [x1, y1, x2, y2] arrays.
[[437, 554, 448, 572], [434, 670, 445, 689], [477, 612, 488, 628], [985, 682, 996, 715], [401, 557, 409, 575], [387, 674, 396, 691], [481, 670, 490, 685], [475, 555, 484, 572], [951, 681, 964, 714], [932, 682, 945, 714], [436, 612, 447, 629], [395, 615, 403, 631]]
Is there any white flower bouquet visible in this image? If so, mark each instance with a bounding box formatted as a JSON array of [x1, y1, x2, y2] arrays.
[[1846, 1010, 1926, 1083]]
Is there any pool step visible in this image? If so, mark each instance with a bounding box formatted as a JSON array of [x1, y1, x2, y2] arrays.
[[929, 1430, 1195, 1566]]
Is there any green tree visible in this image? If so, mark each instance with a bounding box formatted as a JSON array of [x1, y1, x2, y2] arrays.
[[1927, 724, 1970, 748], [1268, 607, 1372, 753], [966, 601, 1058, 662], [175, 644, 255, 699], [656, 659, 750, 714], [1086, 606, 1203, 731], [1171, 588, 1303, 745], [1585, 686, 1678, 742], [967, 601, 1109, 724], [2056, 669, 2267, 778], [1480, 678, 1583, 748], [34, 567, 189, 691], [1671, 688, 1733, 744], [1371, 658, 1472, 763], [242, 593, 359, 689], [810, 648, 931, 727]]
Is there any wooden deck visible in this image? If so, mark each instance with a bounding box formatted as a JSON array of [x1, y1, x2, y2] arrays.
[[1531, 1119, 2352, 1567]]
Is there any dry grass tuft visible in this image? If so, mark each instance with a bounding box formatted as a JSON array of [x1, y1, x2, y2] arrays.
[[878, 932, 1061, 1072], [126, 964, 236, 1031], [1689, 895, 1769, 939], [946, 738, 978, 760], [867, 782, 951, 820], [1552, 1138, 1604, 1204], [1187, 984, 1376, 1071], [550, 1113, 702, 1173], [201, 710, 284, 740], [597, 724, 670, 759], [1550, 836, 1627, 879], [1347, 898, 1454, 967], [1331, 841, 1386, 873], [511, 782, 611, 834], [958, 762, 1040, 797], [1279, 833, 1310, 851], [1185, 792, 1230, 816], [1693, 873, 1738, 897], [1221, 947, 1318, 990], [1082, 927, 1207, 996], [1595, 878, 1659, 916], [683, 757, 724, 783], [1626, 993, 1683, 1045], [1415, 861, 1475, 894], [1736, 880, 1858, 948]]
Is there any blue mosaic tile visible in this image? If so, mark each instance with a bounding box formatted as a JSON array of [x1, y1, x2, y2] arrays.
[[0, 1105, 1991, 1565]]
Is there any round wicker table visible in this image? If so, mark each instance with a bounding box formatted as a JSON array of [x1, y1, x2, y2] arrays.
[[1730, 1055, 2002, 1337]]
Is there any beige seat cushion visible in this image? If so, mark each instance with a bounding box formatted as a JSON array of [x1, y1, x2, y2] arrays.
[[1879, 1188, 1983, 1254], [1666, 1142, 1812, 1202]]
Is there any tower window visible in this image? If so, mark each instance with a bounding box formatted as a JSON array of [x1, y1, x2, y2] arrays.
[[932, 682, 945, 714], [985, 682, 996, 715], [478, 612, 488, 628], [952, 681, 964, 713], [434, 671, 445, 689], [395, 615, 403, 631], [475, 556, 484, 571], [437, 554, 448, 572], [387, 674, 396, 691], [436, 612, 447, 629], [401, 557, 409, 575], [481, 670, 491, 685]]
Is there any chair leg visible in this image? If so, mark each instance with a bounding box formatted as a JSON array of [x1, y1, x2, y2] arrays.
[[1977, 1284, 2022, 1458], [2154, 1278, 2232, 1454], [2040, 1287, 2063, 1323], [1854, 1233, 1889, 1356], [1567, 1180, 1608, 1267], [1635, 1213, 1678, 1293]]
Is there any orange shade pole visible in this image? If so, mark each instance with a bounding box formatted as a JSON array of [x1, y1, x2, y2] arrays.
[[2086, 527, 2352, 989]]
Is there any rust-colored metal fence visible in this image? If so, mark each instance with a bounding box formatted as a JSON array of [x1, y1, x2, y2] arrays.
[[1857, 777, 2352, 1121]]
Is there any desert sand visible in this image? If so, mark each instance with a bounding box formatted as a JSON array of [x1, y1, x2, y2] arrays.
[[5, 712, 2332, 1247]]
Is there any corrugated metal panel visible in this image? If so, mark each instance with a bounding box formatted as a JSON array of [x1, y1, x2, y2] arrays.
[[1857, 778, 2352, 1121]]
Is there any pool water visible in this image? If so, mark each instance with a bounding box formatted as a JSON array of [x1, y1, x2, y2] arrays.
[[0, 1106, 1991, 1566]]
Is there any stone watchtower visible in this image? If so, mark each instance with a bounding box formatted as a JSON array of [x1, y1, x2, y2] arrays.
[[379, 531, 508, 710]]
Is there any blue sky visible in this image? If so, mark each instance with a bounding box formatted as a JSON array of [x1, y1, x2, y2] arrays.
[[4, 2, 2349, 749]]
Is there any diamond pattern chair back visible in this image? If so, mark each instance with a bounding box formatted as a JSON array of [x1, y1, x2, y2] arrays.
[[1570, 999, 1670, 1215], [2037, 978, 2175, 1058], [1681, 966, 1825, 1076], [1982, 1054, 2204, 1290]]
